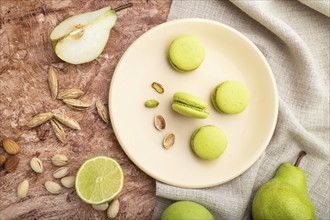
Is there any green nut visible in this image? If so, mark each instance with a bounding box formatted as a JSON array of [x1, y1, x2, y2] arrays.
[[145, 100, 159, 108]]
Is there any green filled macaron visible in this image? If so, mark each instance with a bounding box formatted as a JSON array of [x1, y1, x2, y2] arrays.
[[172, 92, 209, 119], [168, 35, 205, 72], [191, 125, 227, 160], [211, 80, 249, 114]]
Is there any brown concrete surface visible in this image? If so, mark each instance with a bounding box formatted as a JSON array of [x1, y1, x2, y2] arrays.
[[0, 0, 172, 219]]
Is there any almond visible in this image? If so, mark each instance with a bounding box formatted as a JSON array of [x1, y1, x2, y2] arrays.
[[0, 154, 6, 166], [2, 138, 20, 155], [4, 155, 20, 172]]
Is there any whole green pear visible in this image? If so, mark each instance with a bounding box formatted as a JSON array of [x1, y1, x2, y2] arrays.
[[252, 151, 315, 220]]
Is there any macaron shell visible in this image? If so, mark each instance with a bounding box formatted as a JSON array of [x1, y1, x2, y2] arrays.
[[213, 81, 249, 114], [168, 35, 205, 72], [191, 125, 227, 160], [172, 103, 209, 119]]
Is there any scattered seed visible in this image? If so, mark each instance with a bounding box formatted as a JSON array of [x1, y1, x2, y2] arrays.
[[27, 112, 53, 128], [53, 113, 81, 130], [62, 99, 91, 110], [96, 99, 110, 124], [50, 120, 67, 143], [48, 66, 59, 100], [57, 89, 84, 100]]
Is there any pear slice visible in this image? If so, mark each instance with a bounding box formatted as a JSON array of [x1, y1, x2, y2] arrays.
[[50, 4, 132, 65]]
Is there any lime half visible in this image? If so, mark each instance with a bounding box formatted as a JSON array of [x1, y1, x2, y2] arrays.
[[75, 156, 124, 204]]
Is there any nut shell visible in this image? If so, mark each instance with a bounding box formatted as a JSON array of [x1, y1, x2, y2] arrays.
[[3, 138, 20, 155], [17, 179, 29, 198], [51, 154, 68, 166], [4, 155, 20, 172], [30, 157, 44, 173], [107, 199, 120, 219], [45, 181, 62, 194], [53, 167, 69, 179]]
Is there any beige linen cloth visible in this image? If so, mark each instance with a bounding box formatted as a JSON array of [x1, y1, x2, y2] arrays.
[[153, 0, 330, 219]]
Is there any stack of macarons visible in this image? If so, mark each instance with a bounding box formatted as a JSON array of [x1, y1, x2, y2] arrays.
[[166, 35, 250, 160]]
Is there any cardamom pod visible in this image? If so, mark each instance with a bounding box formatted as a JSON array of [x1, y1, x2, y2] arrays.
[[17, 179, 29, 198], [27, 112, 53, 128], [62, 99, 91, 110], [53, 113, 81, 130], [95, 99, 110, 124], [50, 120, 67, 143], [53, 166, 69, 179], [57, 89, 84, 100], [48, 66, 59, 100], [30, 157, 44, 173], [51, 154, 68, 166], [92, 203, 109, 211], [107, 199, 120, 219], [60, 176, 75, 188], [45, 181, 62, 194]]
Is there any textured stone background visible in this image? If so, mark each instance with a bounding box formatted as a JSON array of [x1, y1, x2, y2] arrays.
[[0, 0, 171, 219]]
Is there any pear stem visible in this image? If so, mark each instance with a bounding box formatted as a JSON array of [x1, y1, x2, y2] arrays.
[[294, 151, 307, 167], [114, 3, 133, 12]]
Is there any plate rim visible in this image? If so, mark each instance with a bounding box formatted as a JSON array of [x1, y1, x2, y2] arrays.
[[109, 18, 279, 188]]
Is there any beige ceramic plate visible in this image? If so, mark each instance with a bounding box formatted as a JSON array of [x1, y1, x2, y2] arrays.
[[109, 18, 278, 188]]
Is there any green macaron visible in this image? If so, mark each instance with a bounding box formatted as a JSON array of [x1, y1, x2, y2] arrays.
[[172, 92, 209, 119], [168, 35, 205, 72], [211, 80, 249, 114], [191, 125, 227, 160]]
